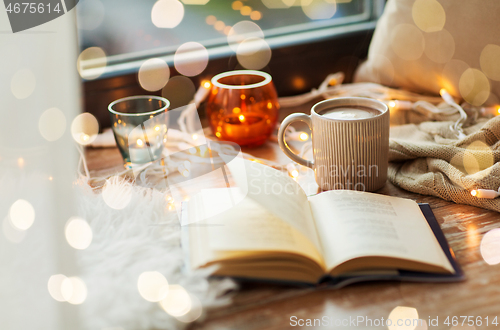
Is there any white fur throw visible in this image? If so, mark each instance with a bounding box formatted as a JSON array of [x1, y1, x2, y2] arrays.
[[76, 178, 236, 330]]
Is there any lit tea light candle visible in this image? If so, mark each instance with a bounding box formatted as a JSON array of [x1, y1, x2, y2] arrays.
[[216, 112, 273, 146], [471, 188, 500, 199], [206, 70, 279, 147], [116, 125, 166, 164], [128, 138, 152, 163]]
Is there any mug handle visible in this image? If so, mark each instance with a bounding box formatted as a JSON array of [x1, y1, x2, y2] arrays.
[[278, 113, 314, 169]]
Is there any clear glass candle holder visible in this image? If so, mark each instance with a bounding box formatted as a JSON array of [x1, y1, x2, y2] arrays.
[[108, 96, 169, 166], [206, 70, 280, 147]]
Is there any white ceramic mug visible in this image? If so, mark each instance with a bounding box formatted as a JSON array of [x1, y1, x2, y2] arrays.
[[278, 97, 390, 192]]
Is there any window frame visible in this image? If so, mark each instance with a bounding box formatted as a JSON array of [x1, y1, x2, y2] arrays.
[[82, 0, 384, 129], [80, 0, 384, 78]]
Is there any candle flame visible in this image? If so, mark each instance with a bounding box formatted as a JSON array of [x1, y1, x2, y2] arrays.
[[471, 189, 478, 197], [239, 114, 245, 122], [136, 139, 144, 147]]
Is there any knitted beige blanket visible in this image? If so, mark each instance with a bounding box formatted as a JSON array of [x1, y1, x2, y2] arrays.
[[388, 117, 500, 212]]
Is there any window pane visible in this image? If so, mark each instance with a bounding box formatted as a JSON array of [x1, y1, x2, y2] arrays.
[[77, 0, 374, 58]]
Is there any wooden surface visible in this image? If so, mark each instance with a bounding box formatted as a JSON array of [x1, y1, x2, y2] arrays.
[[86, 104, 500, 330]]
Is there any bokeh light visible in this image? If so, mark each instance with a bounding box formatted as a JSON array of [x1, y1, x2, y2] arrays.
[[480, 44, 500, 81], [174, 42, 209, 77], [77, 47, 107, 80], [102, 176, 133, 210], [71, 112, 99, 145], [480, 228, 500, 265], [412, 0, 445, 32], [236, 37, 272, 70], [214, 21, 225, 31], [65, 217, 93, 250], [39, 107, 66, 142], [77, 0, 105, 30], [459, 68, 490, 106], [240, 5, 252, 16], [137, 271, 169, 302], [9, 199, 35, 231], [463, 140, 494, 175], [390, 24, 425, 61], [440, 59, 470, 97], [388, 306, 419, 330], [227, 21, 264, 52], [205, 15, 216, 25], [232, 0, 243, 10], [175, 293, 202, 323], [48, 274, 68, 302], [151, 0, 184, 28], [423, 29, 455, 63], [62, 276, 88, 305], [162, 75, 196, 110], [11, 68, 36, 99], [159, 285, 191, 317], [250, 11, 262, 20], [2, 216, 26, 243], [301, 0, 337, 20], [138, 58, 170, 92]]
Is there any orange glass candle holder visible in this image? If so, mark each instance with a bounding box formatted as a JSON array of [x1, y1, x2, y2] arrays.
[[206, 70, 279, 147]]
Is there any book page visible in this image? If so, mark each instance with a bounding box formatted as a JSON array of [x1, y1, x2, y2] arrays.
[[187, 189, 325, 268], [225, 158, 322, 253], [308, 190, 453, 273]]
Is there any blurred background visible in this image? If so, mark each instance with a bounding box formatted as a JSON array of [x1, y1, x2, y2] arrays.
[[77, 0, 384, 128]]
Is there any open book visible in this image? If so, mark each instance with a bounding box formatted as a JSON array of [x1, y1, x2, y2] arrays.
[[182, 160, 463, 286]]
